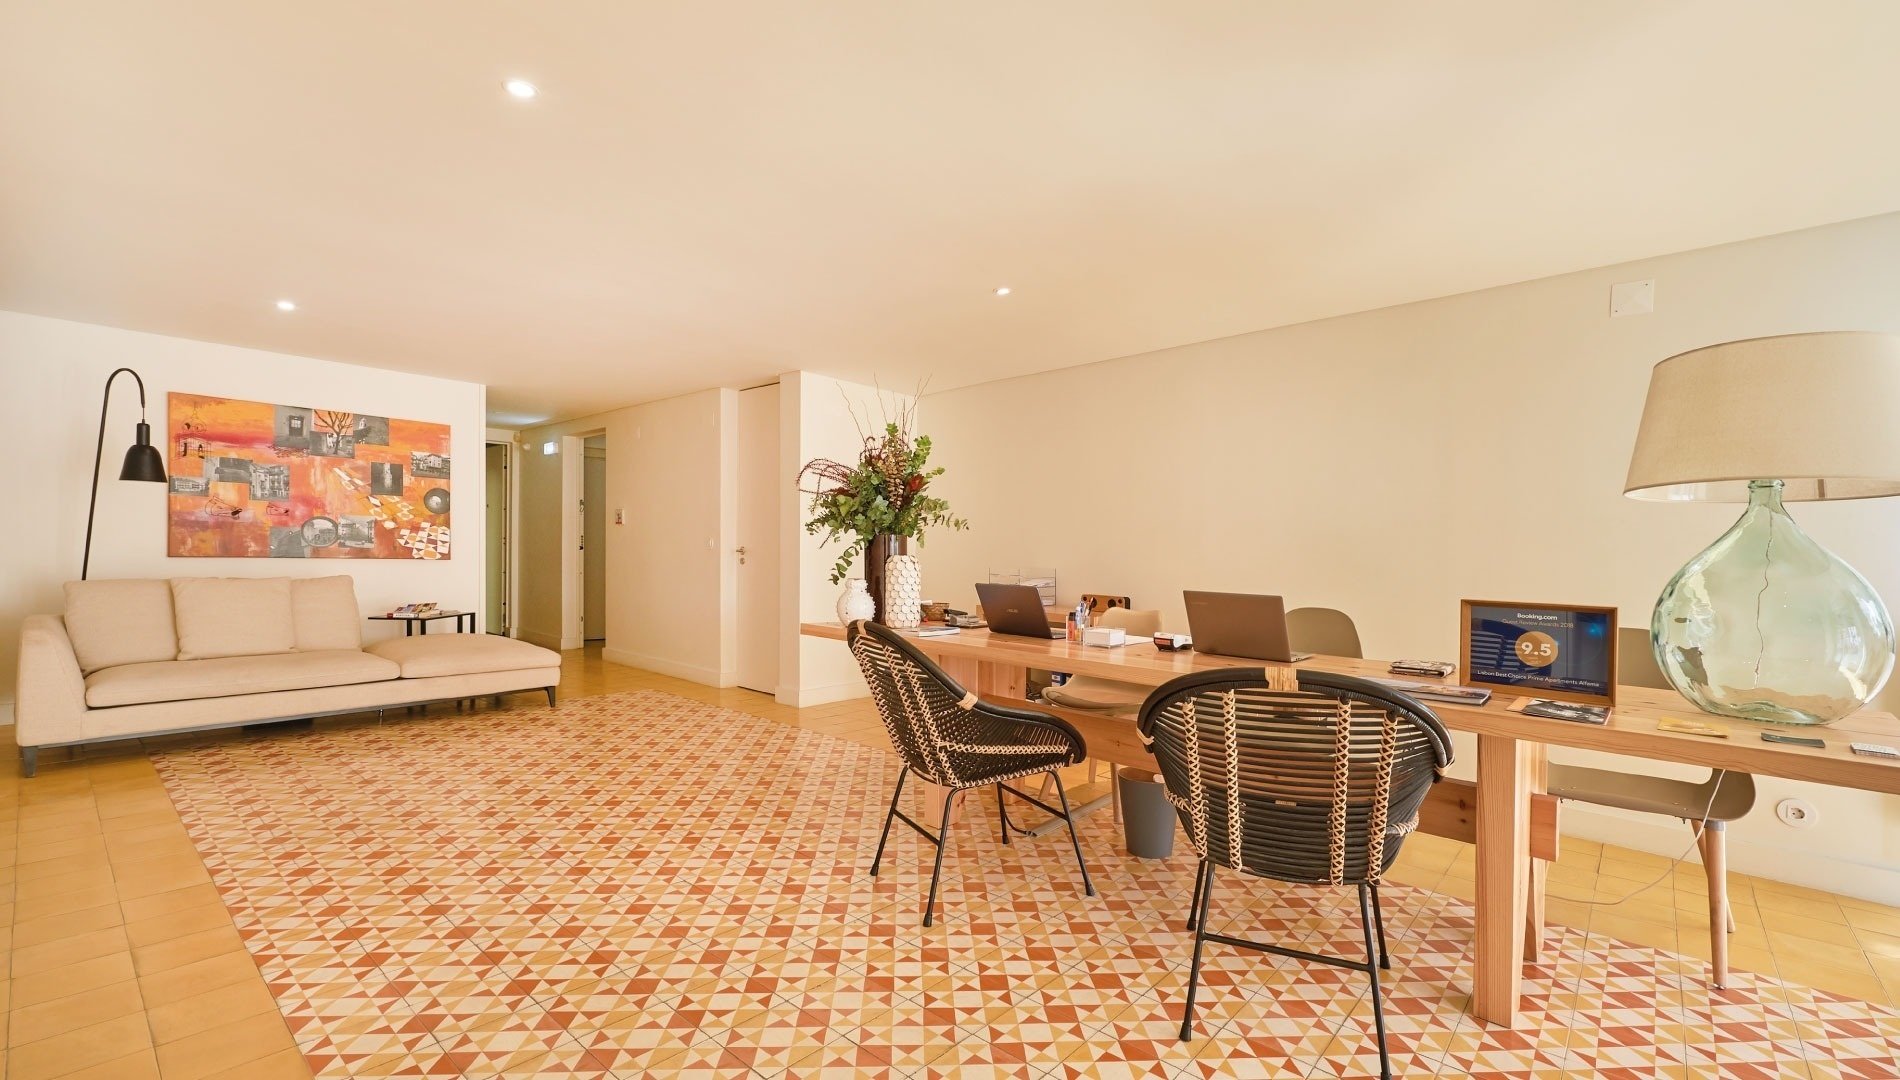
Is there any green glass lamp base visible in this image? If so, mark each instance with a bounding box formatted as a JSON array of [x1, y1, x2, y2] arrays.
[[1652, 481, 1895, 727]]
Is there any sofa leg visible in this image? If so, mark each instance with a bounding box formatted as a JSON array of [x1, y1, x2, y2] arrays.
[[545, 686, 557, 707], [20, 746, 37, 778], [493, 694, 504, 709]]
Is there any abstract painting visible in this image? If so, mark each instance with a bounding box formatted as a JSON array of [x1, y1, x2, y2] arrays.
[[168, 393, 452, 559]]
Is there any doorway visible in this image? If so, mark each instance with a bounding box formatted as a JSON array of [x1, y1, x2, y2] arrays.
[[582, 435, 607, 642], [484, 441, 510, 635], [735, 384, 780, 693]]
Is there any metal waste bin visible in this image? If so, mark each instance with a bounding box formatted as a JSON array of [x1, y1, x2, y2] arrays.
[[1117, 767, 1176, 859]]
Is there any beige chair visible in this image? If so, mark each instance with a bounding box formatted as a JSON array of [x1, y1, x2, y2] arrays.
[[1039, 608, 1162, 818], [1543, 626, 1756, 988], [1287, 606, 1363, 659]]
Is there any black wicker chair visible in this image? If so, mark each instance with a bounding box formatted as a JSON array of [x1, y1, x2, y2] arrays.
[[847, 620, 1095, 926], [1138, 667, 1453, 1080]]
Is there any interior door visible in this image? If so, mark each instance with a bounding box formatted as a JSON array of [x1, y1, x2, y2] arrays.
[[484, 443, 508, 635], [582, 447, 606, 641], [736, 384, 781, 693]]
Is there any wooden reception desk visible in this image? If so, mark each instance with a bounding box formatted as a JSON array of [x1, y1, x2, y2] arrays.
[[802, 621, 1900, 1029]]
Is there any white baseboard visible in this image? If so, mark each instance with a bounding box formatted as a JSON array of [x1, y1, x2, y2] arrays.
[[601, 648, 734, 687], [1559, 804, 1900, 907], [777, 682, 870, 708]]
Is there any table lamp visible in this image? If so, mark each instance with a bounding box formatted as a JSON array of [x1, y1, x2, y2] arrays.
[[1625, 331, 1900, 726]]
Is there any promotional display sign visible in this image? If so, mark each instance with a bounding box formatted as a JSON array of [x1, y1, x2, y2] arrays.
[[1460, 600, 1619, 706]]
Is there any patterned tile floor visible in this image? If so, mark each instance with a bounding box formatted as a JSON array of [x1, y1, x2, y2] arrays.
[[141, 687, 1900, 1079]]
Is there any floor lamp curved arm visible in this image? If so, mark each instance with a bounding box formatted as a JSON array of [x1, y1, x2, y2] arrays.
[[83, 367, 167, 581]]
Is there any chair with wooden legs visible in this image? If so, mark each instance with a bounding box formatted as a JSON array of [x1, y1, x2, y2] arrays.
[[847, 620, 1095, 927], [1139, 667, 1452, 1080], [1541, 626, 1757, 988], [1286, 606, 1364, 659]]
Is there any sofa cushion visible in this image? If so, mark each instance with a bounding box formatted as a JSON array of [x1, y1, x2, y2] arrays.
[[291, 576, 363, 651], [365, 635, 561, 679], [172, 577, 297, 660], [64, 579, 178, 675], [84, 650, 400, 708]]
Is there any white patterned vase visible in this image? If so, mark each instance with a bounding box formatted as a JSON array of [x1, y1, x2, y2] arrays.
[[836, 578, 876, 624], [884, 554, 923, 629]]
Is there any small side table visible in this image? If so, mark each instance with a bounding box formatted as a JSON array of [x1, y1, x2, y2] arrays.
[[369, 610, 476, 636]]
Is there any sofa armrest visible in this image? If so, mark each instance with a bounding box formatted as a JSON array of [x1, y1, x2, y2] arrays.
[[17, 614, 88, 752]]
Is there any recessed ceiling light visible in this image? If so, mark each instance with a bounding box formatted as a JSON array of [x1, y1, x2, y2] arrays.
[[275, 299, 297, 312], [993, 286, 1012, 296], [504, 78, 538, 100]]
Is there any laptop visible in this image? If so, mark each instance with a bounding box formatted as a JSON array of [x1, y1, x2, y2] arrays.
[[974, 582, 1064, 639], [1183, 590, 1313, 662]]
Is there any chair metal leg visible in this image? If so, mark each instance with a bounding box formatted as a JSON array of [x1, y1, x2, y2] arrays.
[[996, 783, 1011, 846], [1179, 859, 1216, 1040], [1370, 882, 1391, 970], [922, 787, 957, 927], [1048, 771, 1095, 898], [869, 767, 910, 878], [1187, 855, 1206, 931], [1358, 884, 1393, 1080]]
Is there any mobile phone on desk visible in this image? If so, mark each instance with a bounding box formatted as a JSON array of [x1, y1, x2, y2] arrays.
[[1761, 732, 1825, 749]]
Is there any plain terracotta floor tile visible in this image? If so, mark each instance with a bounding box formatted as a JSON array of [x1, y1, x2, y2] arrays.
[[154, 1010, 298, 1080], [7, 977, 144, 1046], [120, 881, 224, 923], [9, 950, 137, 1009], [147, 975, 280, 1045], [136, 948, 260, 1003], [130, 924, 244, 976], [124, 900, 233, 951], [10, 923, 129, 978], [11, 901, 124, 950], [12, 880, 119, 923], [201, 1046, 312, 1080], [56, 1049, 163, 1080], [7, 1010, 152, 1079]]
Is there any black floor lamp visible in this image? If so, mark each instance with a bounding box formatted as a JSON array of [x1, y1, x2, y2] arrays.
[[83, 367, 168, 580]]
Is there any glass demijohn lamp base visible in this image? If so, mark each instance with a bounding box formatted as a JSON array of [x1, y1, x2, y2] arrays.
[[1652, 480, 1896, 726]]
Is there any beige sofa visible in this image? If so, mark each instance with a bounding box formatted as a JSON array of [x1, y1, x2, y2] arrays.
[[15, 576, 561, 776]]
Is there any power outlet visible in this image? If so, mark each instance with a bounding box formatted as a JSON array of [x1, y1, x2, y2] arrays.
[[1774, 798, 1817, 829]]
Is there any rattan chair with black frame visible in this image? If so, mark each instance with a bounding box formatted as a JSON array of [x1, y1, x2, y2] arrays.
[[1138, 667, 1453, 1080], [847, 619, 1096, 927]]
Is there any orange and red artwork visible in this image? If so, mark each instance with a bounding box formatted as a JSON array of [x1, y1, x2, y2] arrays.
[[167, 393, 451, 560]]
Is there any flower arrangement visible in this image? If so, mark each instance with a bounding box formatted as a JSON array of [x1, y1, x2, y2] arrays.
[[799, 397, 967, 584]]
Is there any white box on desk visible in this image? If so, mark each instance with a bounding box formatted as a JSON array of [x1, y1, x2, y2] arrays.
[[1082, 626, 1125, 648]]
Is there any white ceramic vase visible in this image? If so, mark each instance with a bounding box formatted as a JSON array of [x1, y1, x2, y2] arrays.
[[885, 554, 923, 629], [836, 578, 876, 624]]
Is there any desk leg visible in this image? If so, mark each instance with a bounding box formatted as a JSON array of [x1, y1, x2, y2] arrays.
[[1473, 734, 1535, 1028], [1524, 745, 1549, 962]]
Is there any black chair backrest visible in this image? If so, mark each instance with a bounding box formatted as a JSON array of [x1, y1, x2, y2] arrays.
[[847, 620, 981, 786], [1138, 668, 1452, 886]]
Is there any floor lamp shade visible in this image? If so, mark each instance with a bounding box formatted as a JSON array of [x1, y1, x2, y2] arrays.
[[121, 421, 167, 482], [1626, 332, 1900, 725]]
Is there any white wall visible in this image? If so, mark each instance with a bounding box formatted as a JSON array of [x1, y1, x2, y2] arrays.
[[0, 310, 488, 722], [515, 389, 739, 683], [918, 212, 1900, 903], [776, 373, 913, 706]]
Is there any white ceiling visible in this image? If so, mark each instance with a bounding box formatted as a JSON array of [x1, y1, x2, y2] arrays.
[[5, 2, 1899, 426]]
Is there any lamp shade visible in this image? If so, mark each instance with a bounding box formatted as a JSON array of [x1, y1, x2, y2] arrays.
[[118, 420, 167, 483], [1625, 331, 1900, 502]]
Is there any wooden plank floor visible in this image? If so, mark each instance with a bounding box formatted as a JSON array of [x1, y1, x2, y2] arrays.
[[0, 643, 1894, 1079]]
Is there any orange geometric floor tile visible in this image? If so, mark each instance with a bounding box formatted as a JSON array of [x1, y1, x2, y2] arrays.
[[149, 690, 1900, 1078]]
